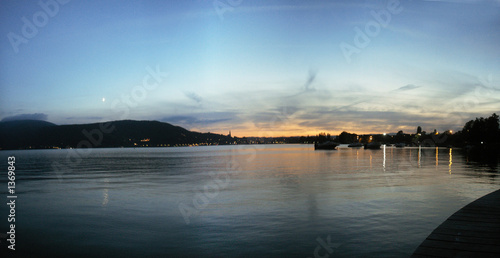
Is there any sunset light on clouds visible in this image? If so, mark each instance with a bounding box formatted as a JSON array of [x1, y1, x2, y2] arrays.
[[1, 0, 499, 137]]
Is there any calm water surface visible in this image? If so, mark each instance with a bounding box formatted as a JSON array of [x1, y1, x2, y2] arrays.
[[1, 145, 499, 257]]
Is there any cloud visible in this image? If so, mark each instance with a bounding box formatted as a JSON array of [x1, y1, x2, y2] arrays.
[[65, 116, 103, 120], [144, 66, 498, 137], [395, 84, 421, 92], [303, 70, 317, 92], [184, 91, 203, 103], [162, 112, 236, 126], [294, 108, 450, 133], [162, 115, 198, 124], [1, 113, 48, 122]]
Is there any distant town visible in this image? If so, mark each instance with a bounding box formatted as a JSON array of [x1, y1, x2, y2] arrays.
[[0, 114, 498, 151]]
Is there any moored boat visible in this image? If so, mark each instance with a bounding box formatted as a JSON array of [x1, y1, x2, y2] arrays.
[[348, 142, 363, 148], [364, 142, 381, 149], [314, 141, 339, 150]]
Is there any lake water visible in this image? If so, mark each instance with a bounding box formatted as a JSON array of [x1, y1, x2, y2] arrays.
[[1, 145, 499, 257]]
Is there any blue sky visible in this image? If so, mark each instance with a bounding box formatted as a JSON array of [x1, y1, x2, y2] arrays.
[[1, 0, 499, 136]]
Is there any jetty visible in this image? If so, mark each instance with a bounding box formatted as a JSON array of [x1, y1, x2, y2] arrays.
[[412, 189, 500, 257]]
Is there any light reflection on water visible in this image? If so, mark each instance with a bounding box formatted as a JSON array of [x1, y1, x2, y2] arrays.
[[0, 145, 498, 257]]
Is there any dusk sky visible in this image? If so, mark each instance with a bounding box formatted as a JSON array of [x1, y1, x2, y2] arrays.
[[1, 0, 499, 137]]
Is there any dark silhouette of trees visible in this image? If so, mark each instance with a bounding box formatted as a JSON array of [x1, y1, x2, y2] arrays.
[[338, 131, 358, 144], [392, 131, 415, 145], [316, 132, 332, 143], [462, 113, 499, 146], [395, 130, 405, 143]]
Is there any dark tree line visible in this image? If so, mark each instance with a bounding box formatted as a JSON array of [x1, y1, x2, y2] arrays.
[[462, 113, 499, 146], [297, 113, 500, 148]]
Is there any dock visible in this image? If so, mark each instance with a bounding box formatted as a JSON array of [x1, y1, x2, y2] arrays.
[[412, 189, 500, 257]]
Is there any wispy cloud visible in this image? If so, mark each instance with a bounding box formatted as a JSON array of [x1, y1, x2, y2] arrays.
[[162, 112, 237, 127], [65, 116, 103, 121], [395, 84, 421, 92], [303, 70, 317, 92], [184, 91, 203, 103], [1, 113, 48, 122]]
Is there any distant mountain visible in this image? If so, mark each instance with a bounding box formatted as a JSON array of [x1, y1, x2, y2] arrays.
[[0, 120, 57, 149], [0, 120, 234, 150]]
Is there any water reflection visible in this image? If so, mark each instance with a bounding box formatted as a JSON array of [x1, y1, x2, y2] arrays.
[[1, 146, 499, 257], [383, 145, 386, 171], [99, 178, 110, 206], [435, 147, 439, 167], [375, 146, 461, 173], [102, 188, 109, 206], [464, 148, 499, 174], [449, 148, 453, 175], [464, 147, 500, 169], [418, 146, 421, 167]]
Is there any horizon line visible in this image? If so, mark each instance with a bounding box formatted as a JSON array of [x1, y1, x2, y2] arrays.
[[0, 118, 455, 138]]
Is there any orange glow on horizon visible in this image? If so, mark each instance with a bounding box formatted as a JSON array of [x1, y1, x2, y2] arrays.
[[190, 122, 428, 138], [200, 129, 405, 138]]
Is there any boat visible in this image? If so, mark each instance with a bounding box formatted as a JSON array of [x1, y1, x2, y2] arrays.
[[348, 142, 363, 148], [395, 143, 405, 148], [314, 141, 339, 150], [364, 142, 381, 149]]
